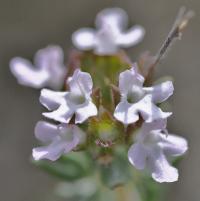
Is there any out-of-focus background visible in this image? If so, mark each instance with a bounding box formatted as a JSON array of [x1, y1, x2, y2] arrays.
[[0, 0, 199, 201]]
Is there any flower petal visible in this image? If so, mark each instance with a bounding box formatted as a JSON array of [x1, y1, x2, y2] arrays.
[[147, 148, 178, 183], [75, 101, 98, 124], [34, 45, 64, 69], [34, 46, 66, 89], [159, 134, 188, 156], [144, 81, 174, 103], [63, 127, 81, 153], [94, 8, 129, 55], [141, 119, 167, 133], [32, 124, 84, 161], [72, 28, 96, 50], [43, 103, 74, 123], [94, 26, 118, 55], [40, 88, 67, 110], [114, 101, 139, 125], [137, 95, 172, 122], [118, 66, 144, 96], [72, 125, 86, 144], [34, 121, 59, 143], [128, 143, 147, 170], [95, 7, 128, 31], [68, 69, 93, 96], [10, 57, 49, 88], [32, 140, 66, 161], [116, 25, 145, 47], [33, 124, 83, 161]]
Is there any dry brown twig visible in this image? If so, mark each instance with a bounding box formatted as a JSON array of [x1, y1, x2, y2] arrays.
[[143, 7, 194, 82], [155, 7, 194, 66]]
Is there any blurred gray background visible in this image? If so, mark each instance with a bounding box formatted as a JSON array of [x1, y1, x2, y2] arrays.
[[0, 0, 199, 200]]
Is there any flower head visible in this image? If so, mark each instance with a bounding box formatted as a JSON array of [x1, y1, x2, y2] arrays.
[[114, 64, 174, 125], [128, 119, 188, 182], [10, 45, 66, 89], [40, 69, 98, 124], [32, 121, 85, 161], [72, 8, 145, 55]]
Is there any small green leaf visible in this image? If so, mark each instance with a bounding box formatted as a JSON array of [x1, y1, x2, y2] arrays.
[[55, 177, 98, 200], [136, 173, 165, 201], [99, 147, 131, 189], [32, 151, 93, 181]]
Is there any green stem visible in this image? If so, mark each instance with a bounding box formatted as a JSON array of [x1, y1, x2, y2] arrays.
[[115, 186, 128, 201]]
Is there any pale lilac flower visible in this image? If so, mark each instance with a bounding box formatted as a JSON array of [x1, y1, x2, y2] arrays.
[[32, 121, 85, 161], [10, 45, 67, 89], [128, 119, 188, 182], [72, 8, 145, 55], [40, 69, 97, 124], [114, 64, 173, 125]]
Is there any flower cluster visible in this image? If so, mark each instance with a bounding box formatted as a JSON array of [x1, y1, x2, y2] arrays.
[[10, 8, 188, 183]]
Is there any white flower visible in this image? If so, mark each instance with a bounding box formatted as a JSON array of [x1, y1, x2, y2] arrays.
[[32, 121, 85, 161], [128, 119, 188, 183], [10, 45, 67, 89], [114, 64, 173, 125], [72, 8, 145, 55], [40, 69, 98, 124]]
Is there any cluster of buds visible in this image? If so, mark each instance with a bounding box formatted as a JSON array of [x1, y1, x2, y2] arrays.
[[10, 8, 190, 184]]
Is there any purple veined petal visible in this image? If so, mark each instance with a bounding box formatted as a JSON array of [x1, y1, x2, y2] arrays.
[[159, 134, 188, 156], [114, 101, 139, 125], [40, 88, 68, 110], [34, 121, 59, 143], [10, 57, 49, 88], [137, 95, 172, 123], [72, 28, 96, 50], [144, 81, 174, 103], [128, 143, 147, 170], [32, 140, 66, 161], [116, 25, 145, 47], [147, 147, 178, 183], [42, 103, 74, 124], [118, 66, 144, 95], [34, 45, 64, 69], [95, 7, 128, 31], [67, 69, 93, 96], [75, 101, 98, 124]]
